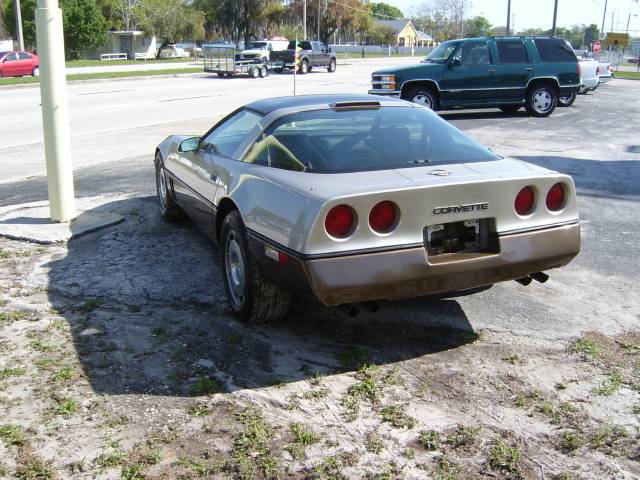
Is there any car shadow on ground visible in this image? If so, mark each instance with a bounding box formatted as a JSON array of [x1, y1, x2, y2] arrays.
[[515, 156, 640, 199], [45, 196, 477, 396]]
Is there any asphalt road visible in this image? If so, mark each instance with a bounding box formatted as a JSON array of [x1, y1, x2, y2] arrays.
[[0, 69, 638, 341]]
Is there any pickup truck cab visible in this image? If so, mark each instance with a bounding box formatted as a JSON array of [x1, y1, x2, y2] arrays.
[[369, 36, 580, 117], [271, 40, 337, 74], [240, 40, 289, 62]]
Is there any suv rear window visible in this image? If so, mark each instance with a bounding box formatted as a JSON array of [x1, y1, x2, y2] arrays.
[[534, 38, 577, 62], [496, 40, 528, 64]]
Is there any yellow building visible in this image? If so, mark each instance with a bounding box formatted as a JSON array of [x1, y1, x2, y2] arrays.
[[375, 19, 420, 47]]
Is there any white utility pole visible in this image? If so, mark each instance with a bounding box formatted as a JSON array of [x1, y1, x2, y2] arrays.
[[303, 0, 307, 39], [35, 0, 76, 222], [14, 0, 24, 51]]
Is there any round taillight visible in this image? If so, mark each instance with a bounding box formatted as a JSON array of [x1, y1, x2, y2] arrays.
[[546, 183, 565, 211], [325, 205, 355, 238], [369, 201, 397, 233], [514, 186, 535, 216]]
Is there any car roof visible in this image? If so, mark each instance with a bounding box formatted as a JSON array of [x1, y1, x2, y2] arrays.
[[246, 94, 407, 115]]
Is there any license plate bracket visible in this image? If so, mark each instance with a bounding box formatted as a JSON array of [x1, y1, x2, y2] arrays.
[[424, 218, 498, 256]]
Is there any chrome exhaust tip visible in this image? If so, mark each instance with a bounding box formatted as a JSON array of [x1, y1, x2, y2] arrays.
[[530, 272, 550, 283], [515, 276, 533, 286]]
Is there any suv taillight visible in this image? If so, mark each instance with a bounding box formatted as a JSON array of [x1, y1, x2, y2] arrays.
[[596, 66, 600, 75], [577, 62, 581, 79]]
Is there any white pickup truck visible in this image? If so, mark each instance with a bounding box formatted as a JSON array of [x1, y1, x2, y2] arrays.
[[578, 59, 600, 94]]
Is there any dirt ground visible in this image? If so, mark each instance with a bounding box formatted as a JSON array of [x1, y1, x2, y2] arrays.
[[0, 197, 639, 480]]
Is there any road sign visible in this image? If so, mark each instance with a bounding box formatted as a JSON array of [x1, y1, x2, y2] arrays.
[[605, 32, 629, 48], [594, 40, 601, 53]]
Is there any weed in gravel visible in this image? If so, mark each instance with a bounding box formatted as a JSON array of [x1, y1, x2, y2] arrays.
[[591, 423, 629, 451], [502, 354, 525, 365], [633, 404, 640, 415], [191, 377, 219, 396], [380, 404, 416, 429], [417, 379, 431, 397], [0, 310, 31, 325], [348, 364, 382, 403], [16, 457, 55, 480], [53, 367, 76, 382], [94, 450, 125, 469], [174, 455, 224, 476], [558, 430, 586, 455], [431, 454, 462, 480], [187, 403, 210, 417], [231, 408, 278, 478], [403, 448, 415, 460], [290, 422, 319, 446], [419, 430, 440, 450], [365, 461, 401, 479], [308, 371, 326, 387], [0, 462, 7, 476], [570, 337, 601, 359], [0, 367, 27, 380], [54, 398, 79, 417], [311, 452, 358, 480], [593, 371, 623, 396], [29, 339, 55, 353], [365, 430, 384, 454], [302, 387, 329, 401], [121, 463, 145, 480], [0, 424, 26, 446], [445, 424, 481, 448], [488, 438, 521, 475], [0, 299, 7, 307]]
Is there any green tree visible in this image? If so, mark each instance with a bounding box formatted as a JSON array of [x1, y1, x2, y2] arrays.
[[140, 0, 204, 50], [584, 24, 599, 46], [62, 0, 108, 58], [464, 15, 491, 37], [2, 0, 106, 57], [370, 2, 403, 20], [365, 23, 395, 45]]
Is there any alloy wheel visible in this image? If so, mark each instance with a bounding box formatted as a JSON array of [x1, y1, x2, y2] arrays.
[[533, 89, 552, 113], [225, 232, 245, 307]]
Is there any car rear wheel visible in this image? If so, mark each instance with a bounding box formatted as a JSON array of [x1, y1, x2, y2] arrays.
[[328, 58, 336, 72], [558, 92, 577, 107], [221, 211, 292, 323], [32, 67, 39, 77], [155, 153, 184, 221], [499, 105, 521, 113], [403, 86, 438, 110], [299, 59, 309, 74], [525, 84, 557, 117]]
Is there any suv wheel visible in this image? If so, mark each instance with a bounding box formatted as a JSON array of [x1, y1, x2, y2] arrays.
[[220, 211, 292, 323], [299, 60, 309, 74], [558, 92, 577, 107], [328, 58, 336, 72], [525, 84, 557, 117], [403, 86, 438, 110]]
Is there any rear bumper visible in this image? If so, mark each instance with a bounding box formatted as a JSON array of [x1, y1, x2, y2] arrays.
[[368, 89, 401, 97], [302, 222, 580, 305]]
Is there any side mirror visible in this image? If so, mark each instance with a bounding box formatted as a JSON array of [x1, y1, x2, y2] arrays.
[[178, 137, 200, 153], [448, 58, 461, 68]]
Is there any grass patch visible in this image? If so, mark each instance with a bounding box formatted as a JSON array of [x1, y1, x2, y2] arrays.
[[591, 424, 629, 451], [0, 367, 27, 380], [174, 455, 224, 476], [230, 407, 279, 478], [445, 424, 481, 448], [365, 430, 384, 454], [488, 438, 521, 474], [54, 397, 79, 417], [502, 353, 525, 365], [311, 452, 359, 479], [191, 376, 219, 396], [289, 422, 319, 446], [29, 339, 55, 352], [570, 337, 601, 359], [16, 457, 55, 480], [380, 404, 416, 429], [419, 430, 440, 451], [615, 71, 640, 80], [431, 454, 462, 479], [0, 424, 26, 446], [66, 57, 195, 68], [558, 430, 586, 455], [593, 371, 623, 396], [94, 450, 125, 469], [53, 366, 76, 382], [0, 310, 31, 325], [187, 403, 210, 417]]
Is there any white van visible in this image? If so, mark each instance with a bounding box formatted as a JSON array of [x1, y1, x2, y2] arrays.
[[239, 40, 289, 62]]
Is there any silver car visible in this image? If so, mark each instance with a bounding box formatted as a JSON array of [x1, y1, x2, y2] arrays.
[[155, 94, 580, 323]]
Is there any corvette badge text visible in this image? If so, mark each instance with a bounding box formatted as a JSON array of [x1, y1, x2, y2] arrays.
[[433, 202, 489, 215]]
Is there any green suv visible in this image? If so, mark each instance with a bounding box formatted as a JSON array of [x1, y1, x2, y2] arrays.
[[369, 36, 580, 117]]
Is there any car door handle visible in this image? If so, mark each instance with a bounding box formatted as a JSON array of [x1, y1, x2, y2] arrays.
[[525, 68, 533, 72]]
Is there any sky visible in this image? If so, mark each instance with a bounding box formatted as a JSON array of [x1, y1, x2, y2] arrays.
[[385, 0, 640, 34]]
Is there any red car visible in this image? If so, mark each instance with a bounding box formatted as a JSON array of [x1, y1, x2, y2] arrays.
[[0, 51, 39, 78]]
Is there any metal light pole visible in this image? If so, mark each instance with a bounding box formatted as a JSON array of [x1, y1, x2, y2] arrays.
[[14, 0, 24, 51], [35, 0, 76, 222], [551, 0, 559, 36], [601, 0, 608, 37], [303, 0, 307, 39], [506, 0, 511, 35], [317, 0, 320, 41]]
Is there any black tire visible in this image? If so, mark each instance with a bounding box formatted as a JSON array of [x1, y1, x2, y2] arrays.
[[525, 83, 557, 117], [32, 67, 39, 77], [259, 65, 267, 78], [499, 105, 521, 113], [402, 86, 439, 110], [249, 66, 259, 78], [220, 211, 292, 323], [558, 92, 577, 107], [328, 58, 336, 72], [274, 68, 284, 74], [155, 153, 184, 221], [298, 59, 309, 74], [217, 72, 225, 77]]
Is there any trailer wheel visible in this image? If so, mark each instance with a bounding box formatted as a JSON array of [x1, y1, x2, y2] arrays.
[[249, 66, 259, 78], [225, 73, 233, 77], [259, 65, 267, 77], [217, 72, 225, 78]]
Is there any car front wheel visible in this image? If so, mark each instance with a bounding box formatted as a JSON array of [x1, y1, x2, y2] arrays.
[[220, 211, 292, 323], [155, 153, 184, 221], [558, 92, 577, 107], [402, 86, 438, 110], [525, 84, 557, 117], [328, 58, 336, 72], [299, 60, 309, 74]]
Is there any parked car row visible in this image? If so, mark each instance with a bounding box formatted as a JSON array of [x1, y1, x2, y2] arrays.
[[0, 50, 39, 78], [369, 36, 613, 117]]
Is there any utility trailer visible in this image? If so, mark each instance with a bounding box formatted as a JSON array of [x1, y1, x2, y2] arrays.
[[203, 44, 270, 78]]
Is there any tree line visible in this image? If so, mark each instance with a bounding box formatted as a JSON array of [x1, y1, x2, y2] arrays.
[[0, 0, 604, 59]]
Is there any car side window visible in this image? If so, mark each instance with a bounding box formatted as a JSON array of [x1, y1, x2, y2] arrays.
[[5, 53, 18, 61], [199, 109, 263, 158], [496, 40, 529, 64], [454, 41, 491, 66], [320, 42, 328, 51], [534, 38, 577, 62], [300, 41, 312, 50], [18, 53, 31, 60]]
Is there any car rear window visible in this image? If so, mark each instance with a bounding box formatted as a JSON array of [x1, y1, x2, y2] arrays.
[[496, 40, 529, 63], [534, 38, 577, 62], [242, 107, 500, 173]]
